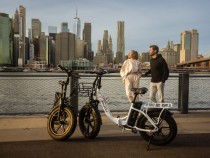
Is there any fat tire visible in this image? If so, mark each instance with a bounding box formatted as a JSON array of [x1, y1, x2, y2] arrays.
[[79, 106, 101, 139], [137, 112, 177, 146], [47, 106, 77, 141]]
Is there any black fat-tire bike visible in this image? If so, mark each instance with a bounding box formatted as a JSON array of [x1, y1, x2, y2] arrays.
[[78, 72, 102, 139], [47, 65, 78, 141]]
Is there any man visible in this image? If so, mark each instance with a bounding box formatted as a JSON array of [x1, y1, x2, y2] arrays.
[[145, 45, 169, 103], [120, 50, 142, 102]]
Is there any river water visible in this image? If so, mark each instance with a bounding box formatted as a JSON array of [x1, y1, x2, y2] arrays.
[[0, 72, 209, 114]]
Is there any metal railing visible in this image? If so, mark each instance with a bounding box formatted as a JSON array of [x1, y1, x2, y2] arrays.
[[0, 72, 210, 115]]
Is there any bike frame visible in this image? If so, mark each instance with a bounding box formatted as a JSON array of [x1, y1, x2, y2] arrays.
[[53, 65, 79, 119], [96, 84, 173, 134], [86, 69, 173, 134]]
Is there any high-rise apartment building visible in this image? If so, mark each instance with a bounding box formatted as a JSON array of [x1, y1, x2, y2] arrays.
[[73, 9, 81, 39], [0, 13, 13, 65], [117, 21, 125, 64], [32, 19, 41, 38], [180, 29, 199, 63], [61, 22, 69, 32]]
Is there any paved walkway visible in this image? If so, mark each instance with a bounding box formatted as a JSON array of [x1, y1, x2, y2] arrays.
[[0, 111, 210, 158]]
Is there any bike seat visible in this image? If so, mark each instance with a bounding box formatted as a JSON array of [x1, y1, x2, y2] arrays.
[[131, 87, 148, 94]]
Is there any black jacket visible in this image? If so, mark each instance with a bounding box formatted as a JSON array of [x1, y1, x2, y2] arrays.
[[145, 54, 169, 83]]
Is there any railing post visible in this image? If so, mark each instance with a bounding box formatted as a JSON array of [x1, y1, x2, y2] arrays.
[[178, 74, 182, 110], [70, 74, 78, 114], [178, 73, 189, 114]]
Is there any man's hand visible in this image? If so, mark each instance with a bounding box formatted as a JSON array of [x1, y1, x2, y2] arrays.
[[144, 72, 149, 76], [141, 74, 146, 77]]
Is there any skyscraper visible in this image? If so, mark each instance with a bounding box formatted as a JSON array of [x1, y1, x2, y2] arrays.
[[48, 26, 57, 34], [28, 28, 34, 63], [83, 23, 91, 51], [106, 35, 114, 64], [0, 13, 13, 65], [19, 5, 26, 66], [39, 34, 48, 63], [32, 19, 41, 38], [13, 9, 19, 34], [180, 29, 199, 63], [83, 22, 92, 60], [117, 21, 125, 64], [190, 29, 199, 60], [61, 22, 69, 32], [103, 30, 109, 54], [13, 10, 20, 66], [97, 40, 102, 54], [55, 32, 75, 66], [73, 8, 81, 39]]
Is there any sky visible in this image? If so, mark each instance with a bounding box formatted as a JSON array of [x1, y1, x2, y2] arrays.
[[1, 0, 210, 57]]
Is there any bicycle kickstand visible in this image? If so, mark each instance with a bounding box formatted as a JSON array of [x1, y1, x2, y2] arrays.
[[147, 134, 154, 151]]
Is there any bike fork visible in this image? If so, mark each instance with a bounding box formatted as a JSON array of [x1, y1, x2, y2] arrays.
[[58, 102, 64, 121]]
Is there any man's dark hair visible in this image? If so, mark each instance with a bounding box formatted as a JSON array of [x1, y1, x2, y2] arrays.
[[150, 45, 159, 53]]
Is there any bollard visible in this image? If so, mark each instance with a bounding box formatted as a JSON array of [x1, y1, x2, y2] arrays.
[[179, 73, 189, 114], [70, 74, 78, 114]]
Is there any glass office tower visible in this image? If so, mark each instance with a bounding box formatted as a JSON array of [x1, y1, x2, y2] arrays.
[[0, 13, 13, 65]]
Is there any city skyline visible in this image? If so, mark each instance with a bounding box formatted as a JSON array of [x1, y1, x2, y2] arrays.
[[1, 0, 210, 57]]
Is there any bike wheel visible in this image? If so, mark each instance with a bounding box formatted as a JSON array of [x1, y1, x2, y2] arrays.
[[137, 111, 177, 146], [47, 106, 77, 141], [79, 106, 101, 139]]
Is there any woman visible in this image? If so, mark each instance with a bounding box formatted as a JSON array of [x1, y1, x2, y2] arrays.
[[120, 50, 142, 102]]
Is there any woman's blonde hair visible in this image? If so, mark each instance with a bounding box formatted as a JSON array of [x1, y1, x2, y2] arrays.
[[128, 50, 138, 60]]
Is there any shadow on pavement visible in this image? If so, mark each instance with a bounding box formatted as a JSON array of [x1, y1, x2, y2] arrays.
[[1, 134, 210, 158]]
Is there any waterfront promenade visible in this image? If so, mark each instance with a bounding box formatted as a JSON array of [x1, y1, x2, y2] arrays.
[[0, 111, 210, 158]]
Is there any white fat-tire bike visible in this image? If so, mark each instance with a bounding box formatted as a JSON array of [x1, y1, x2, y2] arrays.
[[78, 69, 177, 150]]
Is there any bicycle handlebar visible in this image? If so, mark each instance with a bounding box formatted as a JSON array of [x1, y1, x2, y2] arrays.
[[84, 69, 108, 75], [58, 65, 71, 73], [58, 65, 80, 78]]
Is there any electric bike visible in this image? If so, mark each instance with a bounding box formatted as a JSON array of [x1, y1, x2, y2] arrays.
[[78, 69, 177, 150]]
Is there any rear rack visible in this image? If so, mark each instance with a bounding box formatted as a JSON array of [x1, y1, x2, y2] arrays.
[[78, 82, 95, 97], [143, 103, 173, 109]]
